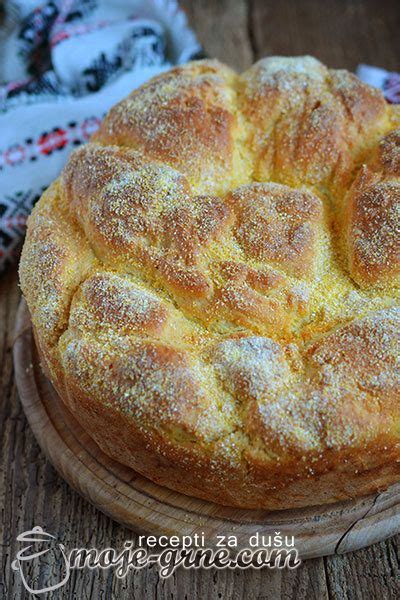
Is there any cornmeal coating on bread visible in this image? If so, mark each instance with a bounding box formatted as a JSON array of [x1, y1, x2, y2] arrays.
[[20, 57, 400, 509]]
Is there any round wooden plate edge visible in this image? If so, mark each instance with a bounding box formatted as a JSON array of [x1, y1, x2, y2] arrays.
[[13, 299, 400, 559]]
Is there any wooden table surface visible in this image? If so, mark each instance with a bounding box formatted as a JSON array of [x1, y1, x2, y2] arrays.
[[1, 1, 399, 598]]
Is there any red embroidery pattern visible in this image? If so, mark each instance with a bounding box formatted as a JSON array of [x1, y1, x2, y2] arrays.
[[0, 116, 102, 169]]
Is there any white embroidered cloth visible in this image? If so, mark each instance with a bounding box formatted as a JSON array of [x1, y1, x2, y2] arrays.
[[0, 0, 201, 271]]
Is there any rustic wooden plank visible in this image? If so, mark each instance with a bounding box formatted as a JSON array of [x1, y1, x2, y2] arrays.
[[324, 536, 400, 600], [249, 0, 400, 71], [180, 0, 254, 70]]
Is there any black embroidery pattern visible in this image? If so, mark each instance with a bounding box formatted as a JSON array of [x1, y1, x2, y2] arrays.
[[0, 187, 45, 268], [82, 26, 166, 92]]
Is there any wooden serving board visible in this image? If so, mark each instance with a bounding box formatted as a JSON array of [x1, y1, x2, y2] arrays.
[[13, 299, 400, 559]]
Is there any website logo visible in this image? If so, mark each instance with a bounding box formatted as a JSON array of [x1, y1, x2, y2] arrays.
[[12, 526, 70, 594]]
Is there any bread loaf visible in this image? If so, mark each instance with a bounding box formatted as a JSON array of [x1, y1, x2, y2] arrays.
[[20, 57, 400, 509]]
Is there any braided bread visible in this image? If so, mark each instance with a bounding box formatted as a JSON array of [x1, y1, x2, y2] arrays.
[[20, 57, 400, 509]]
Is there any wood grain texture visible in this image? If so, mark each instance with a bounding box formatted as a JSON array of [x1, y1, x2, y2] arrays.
[[1, 0, 400, 597], [182, 0, 400, 73], [248, 0, 400, 71], [180, 0, 253, 70]]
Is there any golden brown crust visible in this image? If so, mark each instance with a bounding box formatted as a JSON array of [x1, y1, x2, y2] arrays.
[[239, 56, 388, 191], [20, 57, 400, 509], [92, 61, 239, 194], [226, 183, 323, 277], [346, 130, 400, 286]]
